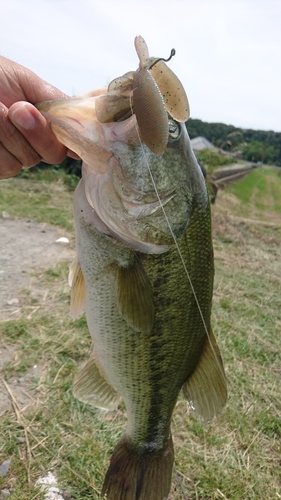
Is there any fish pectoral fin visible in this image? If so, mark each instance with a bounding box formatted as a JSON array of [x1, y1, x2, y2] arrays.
[[73, 353, 121, 411], [69, 258, 85, 319], [116, 255, 154, 334], [182, 329, 227, 423]]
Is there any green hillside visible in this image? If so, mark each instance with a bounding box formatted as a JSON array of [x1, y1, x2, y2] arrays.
[[219, 166, 281, 220], [186, 118, 281, 166], [229, 167, 281, 209]]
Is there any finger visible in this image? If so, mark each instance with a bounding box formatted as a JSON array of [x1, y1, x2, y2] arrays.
[[0, 142, 23, 179], [0, 102, 41, 173], [9, 102, 68, 164]]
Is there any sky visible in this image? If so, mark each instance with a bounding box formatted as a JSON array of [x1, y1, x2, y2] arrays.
[[1, 0, 281, 132]]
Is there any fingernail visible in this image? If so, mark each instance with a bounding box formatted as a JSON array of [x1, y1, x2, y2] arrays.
[[10, 104, 36, 130]]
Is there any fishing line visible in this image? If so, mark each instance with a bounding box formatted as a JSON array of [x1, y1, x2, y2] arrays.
[[133, 120, 207, 333], [142, 145, 211, 339], [131, 105, 226, 383]]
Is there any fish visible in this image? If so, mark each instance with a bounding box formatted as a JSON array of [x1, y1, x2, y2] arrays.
[[36, 35, 227, 500]]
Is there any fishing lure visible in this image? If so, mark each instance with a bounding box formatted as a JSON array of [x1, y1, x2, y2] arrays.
[[95, 35, 190, 153]]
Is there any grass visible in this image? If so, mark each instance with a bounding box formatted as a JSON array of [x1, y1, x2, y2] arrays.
[[0, 168, 77, 230], [227, 166, 281, 217], [0, 167, 281, 499]]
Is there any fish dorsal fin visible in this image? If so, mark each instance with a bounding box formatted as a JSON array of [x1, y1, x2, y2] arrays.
[[182, 329, 227, 423], [69, 257, 86, 319], [116, 255, 154, 334], [73, 353, 121, 411]]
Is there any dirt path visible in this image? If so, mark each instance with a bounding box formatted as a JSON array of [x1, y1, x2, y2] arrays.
[[0, 217, 75, 321], [0, 216, 75, 413]]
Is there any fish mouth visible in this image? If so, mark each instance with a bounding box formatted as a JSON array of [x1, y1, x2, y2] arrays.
[[36, 90, 175, 254], [36, 89, 140, 174]]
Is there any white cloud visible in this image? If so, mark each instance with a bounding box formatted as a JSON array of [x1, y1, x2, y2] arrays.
[[1, 0, 280, 131]]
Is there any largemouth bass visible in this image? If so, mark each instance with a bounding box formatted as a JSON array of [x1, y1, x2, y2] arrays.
[[37, 36, 227, 500]]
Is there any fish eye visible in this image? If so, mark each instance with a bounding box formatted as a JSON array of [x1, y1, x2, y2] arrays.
[[168, 119, 181, 142]]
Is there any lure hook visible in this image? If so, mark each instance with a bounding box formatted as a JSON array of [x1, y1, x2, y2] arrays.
[[149, 48, 176, 70]]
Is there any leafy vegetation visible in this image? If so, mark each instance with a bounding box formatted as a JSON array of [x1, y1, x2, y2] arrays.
[[196, 149, 233, 174], [186, 118, 281, 166], [0, 168, 281, 499]]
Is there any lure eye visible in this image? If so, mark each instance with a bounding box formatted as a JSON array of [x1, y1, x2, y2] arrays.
[[168, 119, 181, 142]]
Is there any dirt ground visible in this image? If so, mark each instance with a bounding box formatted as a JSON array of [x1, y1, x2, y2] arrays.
[[0, 216, 75, 414]]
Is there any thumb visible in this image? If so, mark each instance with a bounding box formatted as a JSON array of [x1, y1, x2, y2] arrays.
[[9, 101, 68, 164]]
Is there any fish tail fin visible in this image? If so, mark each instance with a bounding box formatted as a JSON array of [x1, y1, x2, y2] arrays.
[[101, 434, 174, 500]]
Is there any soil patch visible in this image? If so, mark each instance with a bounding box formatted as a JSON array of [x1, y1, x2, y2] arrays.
[[0, 217, 75, 321], [0, 216, 75, 412]]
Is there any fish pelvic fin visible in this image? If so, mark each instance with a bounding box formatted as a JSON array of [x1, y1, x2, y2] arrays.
[[101, 434, 174, 500], [116, 254, 154, 333], [69, 258, 85, 319], [73, 353, 121, 411], [182, 329, 227, 423]]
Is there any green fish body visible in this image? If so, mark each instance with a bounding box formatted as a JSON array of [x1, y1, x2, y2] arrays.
[[71, 122, 226, 500], [36, 36, 227, 500]]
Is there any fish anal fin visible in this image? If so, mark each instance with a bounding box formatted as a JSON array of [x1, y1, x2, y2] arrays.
[[73, 353, 121, 411], [182, 330, 227, 423], [101, 434, 174, 500], [115, 255, 154, 333], [69, 258, 85, 319]]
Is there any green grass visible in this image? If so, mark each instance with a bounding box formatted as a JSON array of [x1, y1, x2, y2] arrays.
[[0, 168, 77, 230], [228, 166, 281, 215], [1, 168, 281, 499]]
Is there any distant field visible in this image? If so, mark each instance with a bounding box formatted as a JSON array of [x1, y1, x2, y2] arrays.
[[227, 166, 281, 215], [0, 168, 280, 499]]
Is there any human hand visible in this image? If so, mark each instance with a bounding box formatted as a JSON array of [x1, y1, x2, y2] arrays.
[[0, 55, 75, 179]]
